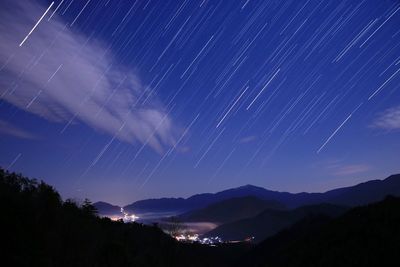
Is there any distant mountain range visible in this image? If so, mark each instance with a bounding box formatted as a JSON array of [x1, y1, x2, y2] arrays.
[[4, 167, 400, 266], [205, 203, 348, 242], [238, 195, 400, 267], [93, 201, 121, 216], [178, 196, 285, 224], [120, 174, 400, 215], [93, 174, 400, 242], [122, 185, 286, 214]]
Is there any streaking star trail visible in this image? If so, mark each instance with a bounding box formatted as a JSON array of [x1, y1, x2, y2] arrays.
[[0, 0, 399, 205]]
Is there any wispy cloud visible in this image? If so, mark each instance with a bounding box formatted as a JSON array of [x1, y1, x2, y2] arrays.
[[313, 159, 371, 176], [0, 0, 176, 153], [238, 135, 257, 144], [332, 164, 370, 176], [0, 119, 36, 139], [371, 105, 400, 131]]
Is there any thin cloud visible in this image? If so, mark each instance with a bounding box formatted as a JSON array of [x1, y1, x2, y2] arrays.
[[333, 164, 370, 176], [238, 135, 257, 144], [371, 105, 400, 130], [0, 0, 176, 153], [313, 159, 371, 176], [0, 119, 37, 140]]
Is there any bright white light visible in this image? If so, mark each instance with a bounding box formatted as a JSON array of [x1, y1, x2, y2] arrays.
[[19, 2, 54, 47]]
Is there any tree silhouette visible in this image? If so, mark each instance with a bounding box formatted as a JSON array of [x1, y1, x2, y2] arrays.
[[0, 168, 247, 267], [82, 198, 98, 216], [165, 216, 186, 237]]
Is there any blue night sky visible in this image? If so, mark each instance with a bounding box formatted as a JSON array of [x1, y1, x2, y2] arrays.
[[0, 0, 399, 205]]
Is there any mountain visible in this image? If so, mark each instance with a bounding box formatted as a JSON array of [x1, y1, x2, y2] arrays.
[[318, 174, 400, 206], [124, 197, 188, 213], [123, 174, 400, 214], [4, 168, 400, 267], [1, 168, 249, 267], [178, 196, 285, 224], [239, 195, 400, 267], [93, 201, 121, 216], [123, 184, 283, 214], [205, 203, 348, 242]]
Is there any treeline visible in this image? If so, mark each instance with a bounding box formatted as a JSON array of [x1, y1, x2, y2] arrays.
[[237, 195, 400, 267], [0, 169, 247, 267], [3, 168, 400, 267]]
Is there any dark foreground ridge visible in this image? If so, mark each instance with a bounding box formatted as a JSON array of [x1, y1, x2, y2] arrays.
[[205, 203, 348, 242], [237, 195, 400, 267], [0, 168, 249, 267], [2, 168, 400, 267]]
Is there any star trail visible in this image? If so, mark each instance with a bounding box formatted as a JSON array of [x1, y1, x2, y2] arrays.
[[0, 0, 399, 204]]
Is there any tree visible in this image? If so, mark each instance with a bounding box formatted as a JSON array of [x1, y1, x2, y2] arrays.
[[165, 216, 186, 237], [82, 198, 97, 216]]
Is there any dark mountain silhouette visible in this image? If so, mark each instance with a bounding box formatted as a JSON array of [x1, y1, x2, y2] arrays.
[[239, 195, 400, 267], [178, 196, 285, 224], [0, 168, 249, 267], [93, 201, 121, 216], [123, 174, 400, 214], [124, 197, 188, 213], [123, 185, 276, 213], [205, 203, 348, 242], [3, 167, 400, 267], [319, 174, 400, 206]]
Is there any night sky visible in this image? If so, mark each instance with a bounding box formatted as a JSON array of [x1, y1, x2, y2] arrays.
[[0, 0, 399, 205]]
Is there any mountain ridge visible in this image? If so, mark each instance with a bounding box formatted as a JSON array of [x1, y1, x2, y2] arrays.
[[238, 195, 400, 266], [122, 174, 400, 214], [205, 203, 349, 242], [178, 196, 286, 224], [93, 201, 121, 216]]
